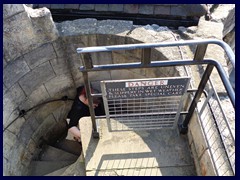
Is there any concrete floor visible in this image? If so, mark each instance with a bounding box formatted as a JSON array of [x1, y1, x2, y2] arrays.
[[79, 117, 196, 176]]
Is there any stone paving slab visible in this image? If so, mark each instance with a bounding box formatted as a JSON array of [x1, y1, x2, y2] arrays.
[[87, 166, 196, 176], [80, 117, 196, 176]]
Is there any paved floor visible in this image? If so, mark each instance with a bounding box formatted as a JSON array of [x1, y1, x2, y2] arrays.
[[80, 117, 196, 176]]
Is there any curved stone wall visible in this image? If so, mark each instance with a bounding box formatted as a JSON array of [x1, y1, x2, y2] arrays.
[[3, 5, 184, 175]]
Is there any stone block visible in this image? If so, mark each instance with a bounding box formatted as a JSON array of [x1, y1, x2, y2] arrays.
[[27, 7, 59, 42], [52, 101, 72, 122], [38, 4, 51, 8], [87, 34, 97, 47], [64, 42, 84, 66], [188, 113, 208, 159], [97, 34, 126, 46], [26, 139, 37, 155], [3, 11, 38, 61], [3, 130, 17, 148], [24, 43, 57, 69], [123, 4, 139, 14], [10, 81, 26, 105], [3, 157, 10, 176], [8, 143, 25, 175], [199, 149, 216, 176], [3, 57, 30, 89], [70, 68, 83, 86], [26, 116, 40, 132], [95, 4, 108, 11], [20, 85, 50, 112], [20, 149, 33, 169], [3, 140, 12, 160], [79, 4, 95, 10], [19, 61, 56, 95], [3, 4, 25, 19], [154, 5, 171, 15], [3, 83, 26, 123], [7, 116, 25, 136], [92, 52, 113, 65], [3, 84, 8, 95], [197, 18, 223, 39], [110, 69, 145, 81], [97, 20, 133, 35], [50, 57, 70, 75], [17, 120, 34, 145], [50, 4, 65, 9], [62, 35, 87, 46], [32, 114, 57, 142], [183, 4, 208, 17], [56, 18, 97, 36], [139, 4, 154, 15], [112, 51, 139, 64], [3, 58, 7, 68], [44, 73, 75, 97], [109, 4, 124, 12], [189, 141, 202, 175], [64, 4, 80, 9], [52, 38, 68, 58], [88, 71, 112, 82], [4, 5, 58, 62], [34, 101, 63, 123], [170, 5, 187, 17], [3, 108, 18, 131]]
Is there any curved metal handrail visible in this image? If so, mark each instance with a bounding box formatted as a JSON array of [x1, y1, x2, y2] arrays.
[[77, 39, 235, 69]]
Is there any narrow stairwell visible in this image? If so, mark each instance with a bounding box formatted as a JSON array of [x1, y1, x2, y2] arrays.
[[28, 139, 86, 176]]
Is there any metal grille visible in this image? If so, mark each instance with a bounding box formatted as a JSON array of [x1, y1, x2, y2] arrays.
[[101, 78, 190, 132], [107, 97, 181, 131], [197, 83, 235, 175]]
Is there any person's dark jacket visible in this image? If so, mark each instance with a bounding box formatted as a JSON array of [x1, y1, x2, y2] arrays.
[[67, 86, 105, 129]]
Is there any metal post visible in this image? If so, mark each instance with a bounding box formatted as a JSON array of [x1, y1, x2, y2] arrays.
[[82, 53, 99, 138], [178, 64, 214, 134], [193, 44, 208, 61], [141, 48, 151, 65]]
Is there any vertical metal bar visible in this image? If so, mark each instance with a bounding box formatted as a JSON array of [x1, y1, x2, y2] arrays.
[[194, 44, 208, 61], [199, 90, 214, 115], [83, 53, 93, 69], [179, 64, 214, 134], [173, 77, 190, 129], [100, 81, 112, 132], [141, 48, 151, 65], [82, 53, 98, 138]]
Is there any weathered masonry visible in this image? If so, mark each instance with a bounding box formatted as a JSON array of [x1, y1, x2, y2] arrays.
[[33, 4, 208, 27], [3, 4, 235, 176]]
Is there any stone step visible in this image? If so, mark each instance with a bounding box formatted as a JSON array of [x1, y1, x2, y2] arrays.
[[53, 139, 82, 156], [29, 161, 75, 176], [44, 165, 71, 176], [61, 160, 86, 176], [45, 156, 86, 176], [39, 145, 79, 161]]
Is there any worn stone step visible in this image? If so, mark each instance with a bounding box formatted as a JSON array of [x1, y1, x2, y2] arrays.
[[53, 139, 82, 156], [29, 161, 75, 176], [45, 165, 71, 176], [39, 145, 79, 161], [61, 159, 86, 176]]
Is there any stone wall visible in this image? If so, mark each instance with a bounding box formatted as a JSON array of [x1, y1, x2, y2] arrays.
[[3, 4, 234, 176], [3, 5, 183, 175], [34, 4, 208, 18]]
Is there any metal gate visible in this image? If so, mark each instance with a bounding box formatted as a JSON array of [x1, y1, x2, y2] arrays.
[[101, 77, 190, 131], [77, 39, 235, 175]]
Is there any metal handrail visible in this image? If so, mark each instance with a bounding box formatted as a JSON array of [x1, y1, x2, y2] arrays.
[[77, 40, 235, 175], [77, 39, 235, 69], [79, 59, 235, 108]]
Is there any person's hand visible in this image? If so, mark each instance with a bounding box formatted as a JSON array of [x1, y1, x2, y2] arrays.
[[69, 126, 81, 142], [73, 135, 81, 142]]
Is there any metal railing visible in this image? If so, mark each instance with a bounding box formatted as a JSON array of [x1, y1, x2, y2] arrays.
[[77, 39, 235, 175]]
